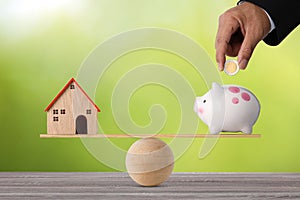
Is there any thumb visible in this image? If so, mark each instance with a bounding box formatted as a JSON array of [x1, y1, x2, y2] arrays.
[[238, 34, 258, 70]]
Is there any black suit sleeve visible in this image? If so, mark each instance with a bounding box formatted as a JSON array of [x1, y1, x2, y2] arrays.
[[238, 0, 300, 46]]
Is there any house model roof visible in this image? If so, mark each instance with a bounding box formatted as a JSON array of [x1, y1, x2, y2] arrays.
[[44, 78, 101, 112]]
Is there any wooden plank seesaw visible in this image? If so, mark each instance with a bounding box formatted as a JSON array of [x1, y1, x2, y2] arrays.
[[40, 133, 261, 138]]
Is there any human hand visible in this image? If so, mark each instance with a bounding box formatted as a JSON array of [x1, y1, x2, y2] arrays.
[[215, 2, 271, 71]]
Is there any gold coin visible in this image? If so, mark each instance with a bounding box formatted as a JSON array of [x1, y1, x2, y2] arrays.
[[224, 60, 239, 76]]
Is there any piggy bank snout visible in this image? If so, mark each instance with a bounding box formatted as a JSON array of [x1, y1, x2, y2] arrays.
[[194, 98, 200, 113]]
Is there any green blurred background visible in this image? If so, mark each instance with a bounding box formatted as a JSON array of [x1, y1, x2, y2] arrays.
[[0, 0, 299, 172]]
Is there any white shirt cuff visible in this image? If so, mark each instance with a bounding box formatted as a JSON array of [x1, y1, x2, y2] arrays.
[[262, 9, 276, 33]]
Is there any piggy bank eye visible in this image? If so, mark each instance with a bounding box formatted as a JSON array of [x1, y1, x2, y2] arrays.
[[203, 100, 206, 103]]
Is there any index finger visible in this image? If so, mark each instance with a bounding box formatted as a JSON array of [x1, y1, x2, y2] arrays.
[[215, 15, 240, 71]]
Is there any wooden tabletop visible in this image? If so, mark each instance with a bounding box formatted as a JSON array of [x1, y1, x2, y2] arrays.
[[0, 172, 299, 199]]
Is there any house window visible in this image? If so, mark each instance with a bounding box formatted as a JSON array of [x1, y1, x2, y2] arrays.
[[53, 109, 58, 114], [70, 84, 75, 89], [86, 109, 91, 114], [53, 117, 59, 122], [60, 109, 66, 114]]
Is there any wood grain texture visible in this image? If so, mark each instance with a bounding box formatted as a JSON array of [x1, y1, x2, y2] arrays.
[[47, 84, 75, 135], [72, 82, 98, 134], [0, 172, 299, 199], [126, 138, 174, 186], [40, 134, 261, 138]]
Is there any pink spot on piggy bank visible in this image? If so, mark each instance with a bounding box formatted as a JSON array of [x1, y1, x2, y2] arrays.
[[229, 86, 240, 93], [232, 97, 239, 104], [194, 82, 260, 134], [241, 92, 251, 101]]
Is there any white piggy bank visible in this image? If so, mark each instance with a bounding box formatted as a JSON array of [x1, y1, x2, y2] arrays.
[[194, 82, 260, 134]]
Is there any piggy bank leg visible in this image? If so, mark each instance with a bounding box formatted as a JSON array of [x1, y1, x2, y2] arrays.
[[241, 126, 252, 134], [209, 126, 222, 134]]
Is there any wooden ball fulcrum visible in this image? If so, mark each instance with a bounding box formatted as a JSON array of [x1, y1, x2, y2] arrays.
[[126, 138, 174, 186]]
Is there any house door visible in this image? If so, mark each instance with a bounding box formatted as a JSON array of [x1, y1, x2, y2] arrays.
[[76, 115, 88, 134]]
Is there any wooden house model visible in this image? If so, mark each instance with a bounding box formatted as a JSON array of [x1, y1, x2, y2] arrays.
[[44, 78, 100, 135]]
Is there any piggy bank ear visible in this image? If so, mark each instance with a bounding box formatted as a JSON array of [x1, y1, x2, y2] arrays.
[[211, 82, 223, 96]]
